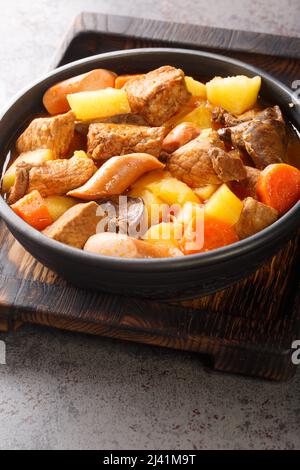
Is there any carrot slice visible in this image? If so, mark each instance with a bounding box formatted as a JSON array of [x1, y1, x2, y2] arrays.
[[257, 163, 300, 215], [115, 74, 145, 89], [181, 214, 239, 255], [11, 190, 53, 230], [43, 69, 116, 115]]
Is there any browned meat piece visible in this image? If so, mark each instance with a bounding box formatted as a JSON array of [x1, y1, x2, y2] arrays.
[[98, 113, 148, 126], [87, 123, 166, 161], [241, 119, 286, 169], [75, 114, 149, 136], [167, 131, 246, 187], [27, 156, 97, 197], [43, 201, 100, 249], [212, 106, 241, 127], [218, 106, 287, 169], [235, 197, 278, 239], [16, 111, 75, 158], [7, 156, 96, 203], [7, 162, 31, 204], [167, 137, 221, 187], [124, 66, 191, 126], [230, 166, 261, 199], [212, 105, 284, 128], [255, 105, 284, 123], [221, 119, 287, 169], [210, 148, 246, 182]]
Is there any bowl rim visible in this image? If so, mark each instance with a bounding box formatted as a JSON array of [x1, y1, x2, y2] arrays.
[[0, 47, 299, 273]]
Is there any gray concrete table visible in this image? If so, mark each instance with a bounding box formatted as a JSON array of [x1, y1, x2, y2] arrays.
[[0, 0, 300, 450]]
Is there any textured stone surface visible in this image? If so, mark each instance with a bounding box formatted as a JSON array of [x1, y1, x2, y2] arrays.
[[0, 0, 300, 451], [0, 325, 300, 450]]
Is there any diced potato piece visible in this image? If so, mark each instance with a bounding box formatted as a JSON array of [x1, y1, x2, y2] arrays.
[[67, 88, 131, 120], [129, 188, 163, 226], [149, 177, 200, 206], [185, 77, 207, 99], [130, 170, 170, 194], [176, 202, 204, 227], [143, 222, 184, 247], [204, 184, 243, 226], [44, 195, 77, 221], [194, 184, 220, 201], [73, 150, 90, 159], [2, 149, 54, 193], [131, 171, 200, 219], [177, 101, 212, 129], [206, 75, 261, 115]]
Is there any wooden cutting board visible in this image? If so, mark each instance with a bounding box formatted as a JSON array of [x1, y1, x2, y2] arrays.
[[0, 12, 299, 381]]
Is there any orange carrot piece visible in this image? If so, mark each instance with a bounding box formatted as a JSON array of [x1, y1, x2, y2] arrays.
[[181, 214, 239, 255], [43, 69, 116, 115], [257, 163, 300, 215], [11, 190, 53, 230], [115, 74, 145, 89]]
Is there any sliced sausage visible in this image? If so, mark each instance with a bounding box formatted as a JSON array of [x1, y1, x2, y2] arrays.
[[68, 153, 164, 200], [43, 69, 116, 115], [84, 232, 183, 258], [162, 122, 201, 153]]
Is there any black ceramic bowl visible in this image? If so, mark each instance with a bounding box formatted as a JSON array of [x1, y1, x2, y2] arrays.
[[0, 48, 299, 300]]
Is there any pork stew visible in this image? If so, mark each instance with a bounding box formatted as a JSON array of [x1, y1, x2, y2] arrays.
[[2, 66, 300, 259]]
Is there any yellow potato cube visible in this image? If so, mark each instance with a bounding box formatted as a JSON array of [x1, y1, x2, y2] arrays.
[[143, 222, 184, 247], [2, 149, 54, 193], [73, 150, 89, 159], [177, 101, 212, 129], [149, 177, 200, 206], [185, 76, 207, 99], [204, 184, 243, 226], [206, 75, 261, 115], [130, 170, 170, 194], [44, 196, 77, 221], [194, 184, 220, 201], [67, 88, 131, 120]]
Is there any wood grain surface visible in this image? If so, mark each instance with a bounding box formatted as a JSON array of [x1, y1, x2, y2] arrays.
[[1, 12, 299, 381]]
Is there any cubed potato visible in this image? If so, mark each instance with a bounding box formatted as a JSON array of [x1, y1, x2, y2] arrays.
[[185, 77, 207, 99], [143, 222, 184, 247], [43, 69, 116, 115], [130, 170, 200, 217], [44, 195, 77, 221], [130, 170, 171, 194], [206, 75, 261, 115], [73, 150, 90, 159], [67, 88, 131, 120], [194, 184, 220, 201], [204, 183, 243, 226], [177, 101, 212, 129], [149, 176, 200, 206], [2, 149, 54, 193]]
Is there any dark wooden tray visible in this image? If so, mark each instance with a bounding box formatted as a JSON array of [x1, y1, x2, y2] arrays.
[[1, 12, 299, 381]]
